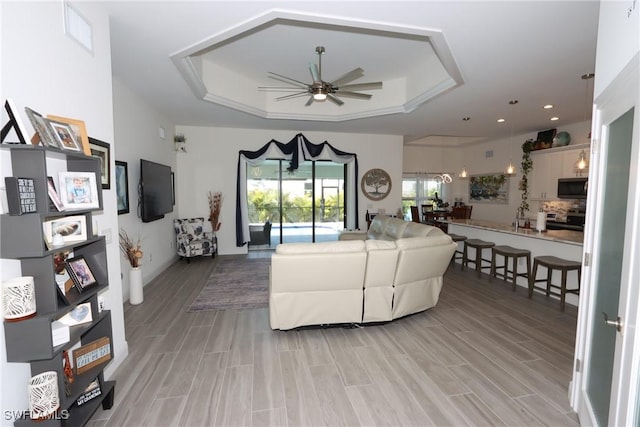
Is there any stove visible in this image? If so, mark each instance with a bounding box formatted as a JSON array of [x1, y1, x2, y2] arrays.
[[546, 209, 585, 231]]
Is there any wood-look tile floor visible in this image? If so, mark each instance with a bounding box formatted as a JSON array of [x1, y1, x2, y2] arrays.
[[88, 253, 579, 426]]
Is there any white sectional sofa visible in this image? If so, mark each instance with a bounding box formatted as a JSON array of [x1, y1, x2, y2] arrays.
[[269, 216, 457, 330]]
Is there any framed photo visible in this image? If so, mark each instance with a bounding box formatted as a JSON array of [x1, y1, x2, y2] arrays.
[[65, 255, 97, 293], [469, 173, 509, 204], [46, 115, 90, 155], [2, 99, 30, 144], [47, 119, 82, 151], [43, 215, 87, 248], [361, 168, 392, 201], [47, 177, 65, 212], [58, 302, 92, 326], [24, 107, 59, 148], [115, 161, 129, 215], [88, 138, 110, 189], [58, 171, 99, 210]]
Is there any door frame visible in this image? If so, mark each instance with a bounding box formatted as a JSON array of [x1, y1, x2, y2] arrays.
[[571, 54, 640, 426]]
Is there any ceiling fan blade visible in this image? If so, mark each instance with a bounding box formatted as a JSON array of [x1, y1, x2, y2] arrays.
[[258, 86, 307, 92], [276, 91, 311, 101], [309, 63, 320, 82], [305, 96, 314, 107], [330, 67, 365, 87], [327, 93, 344, 106], [337, 82, 383, 91], [335, 91, 372, 100], [267, 72, 309, 89]]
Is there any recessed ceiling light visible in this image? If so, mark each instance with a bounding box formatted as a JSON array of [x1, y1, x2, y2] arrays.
[[543, 104, 554, 109], [497, 118, 506, 123], [550, 117, 559, 121]]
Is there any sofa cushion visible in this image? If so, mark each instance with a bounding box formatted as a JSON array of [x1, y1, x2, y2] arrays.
[[403, 222, 438, 237], [275, 240, 365, 254], [365, 239, 397, 251], [382, 218, 408, 239], [396, 234, 453, 250]]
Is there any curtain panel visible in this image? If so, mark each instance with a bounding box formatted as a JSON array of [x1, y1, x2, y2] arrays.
[[236, 133, 358, 246]]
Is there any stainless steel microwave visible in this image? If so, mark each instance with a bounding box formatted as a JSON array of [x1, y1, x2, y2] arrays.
[[557, 177, 588, 199]]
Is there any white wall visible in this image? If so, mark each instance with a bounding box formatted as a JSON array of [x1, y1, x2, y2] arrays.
[[593, 1, 640, 98], [111, 78, 177, 296], [403, 121, 592, 224], [0, 1, 126, 421], [175, 126, 403, 254]]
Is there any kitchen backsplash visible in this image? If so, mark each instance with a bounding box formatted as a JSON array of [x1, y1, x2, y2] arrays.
[[541, 199, 586, 221]]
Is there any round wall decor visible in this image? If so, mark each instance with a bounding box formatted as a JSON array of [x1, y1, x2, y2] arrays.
[[361, 168, 392, 201]]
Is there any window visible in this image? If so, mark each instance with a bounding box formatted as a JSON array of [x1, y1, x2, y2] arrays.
[[401, 173, 448, 219]]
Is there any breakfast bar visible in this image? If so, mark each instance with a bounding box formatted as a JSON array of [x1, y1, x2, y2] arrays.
[[448, 219, 584, 307]]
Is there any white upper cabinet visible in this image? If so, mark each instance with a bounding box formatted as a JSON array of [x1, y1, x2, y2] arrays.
[[529, 144, 589, 200]]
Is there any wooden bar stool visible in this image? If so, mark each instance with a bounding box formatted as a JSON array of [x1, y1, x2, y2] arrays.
[[490, 245, 531, 291], [462, 239, 495, 277], [529, 255, 581, 311], [448, 233, 467, 265]]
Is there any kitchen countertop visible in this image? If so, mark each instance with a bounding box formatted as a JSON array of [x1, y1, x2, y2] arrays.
[[448, 219, 584, 246]]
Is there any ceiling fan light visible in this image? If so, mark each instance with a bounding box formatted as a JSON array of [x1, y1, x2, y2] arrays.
[[313, 92, 327, 101]]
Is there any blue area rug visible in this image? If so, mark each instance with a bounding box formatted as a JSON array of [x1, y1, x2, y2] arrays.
[[187, 257, 270, 311]]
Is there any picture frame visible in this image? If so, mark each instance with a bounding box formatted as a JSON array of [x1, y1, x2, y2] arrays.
[[47, 176, 65, 212], [2, 99, 30, 144], [88, 138, 110, 189], [361, 168, 392, 201], [469, 173, 509, 204], [57, 302, 92, 326], [76, 378, 101, 407], [46, 115, 90, 155], [115, 161, 129, 215], [73, 337, 111, 375], [47, 119, 82, 152], [43, 215, 87, 248], [24, 107, 59, 148], [4, 177, 37, 215], [58, 171, 99, 210], [65, 255, 98, 294]]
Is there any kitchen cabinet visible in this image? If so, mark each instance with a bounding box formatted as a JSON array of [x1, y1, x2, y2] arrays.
[[529, 143, 589, 200], [1, 144, 115, 426]]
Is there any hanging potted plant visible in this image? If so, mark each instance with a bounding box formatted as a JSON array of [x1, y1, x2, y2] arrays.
[[519, 139, 534, 215], [208, 191, 223, 232]]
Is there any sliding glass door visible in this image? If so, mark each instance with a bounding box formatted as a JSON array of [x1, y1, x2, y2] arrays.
[[246, 159, 345, 246]]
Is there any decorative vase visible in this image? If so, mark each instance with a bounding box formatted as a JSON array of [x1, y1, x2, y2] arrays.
[[2, 276, 37, 322], [129, 267, 143, 305], [28, 371, 59, 420]]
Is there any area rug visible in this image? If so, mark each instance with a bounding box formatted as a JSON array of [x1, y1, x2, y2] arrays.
[[187, 257, 270, 312]]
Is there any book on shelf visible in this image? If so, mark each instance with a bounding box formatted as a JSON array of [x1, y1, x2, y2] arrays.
[[51, 320, 70, 347]]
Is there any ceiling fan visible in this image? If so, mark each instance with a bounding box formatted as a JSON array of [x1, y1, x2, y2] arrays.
[[259, 46, 383, 106]]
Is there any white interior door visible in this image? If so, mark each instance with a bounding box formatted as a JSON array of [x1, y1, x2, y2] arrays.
[[572, 56, 640, 426]]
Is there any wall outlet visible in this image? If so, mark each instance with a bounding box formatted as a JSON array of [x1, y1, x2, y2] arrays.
[[149, 253, 153, 262], [98, 296, 105, 312]]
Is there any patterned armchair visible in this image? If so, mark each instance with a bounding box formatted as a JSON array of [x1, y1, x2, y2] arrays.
[[174, 218, 217, 262]]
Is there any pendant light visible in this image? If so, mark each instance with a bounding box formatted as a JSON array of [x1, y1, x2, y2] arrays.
[[575, 73, 594, 175], [505, 100, 518, 176], [459, 117, 470, 178]]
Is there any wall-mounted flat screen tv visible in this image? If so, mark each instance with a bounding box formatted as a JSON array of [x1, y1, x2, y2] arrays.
[[139, 159, 173, 223]]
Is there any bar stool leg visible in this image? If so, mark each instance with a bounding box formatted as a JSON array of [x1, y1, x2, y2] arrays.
[[545, 267, 552, 296], [461, 243, 468, 271], [560, 269, 568, 311], [490, 250, 497, 280], [511, 256, 518, 291], [475, 247, 482, 277], [529, 260, 538, 298]]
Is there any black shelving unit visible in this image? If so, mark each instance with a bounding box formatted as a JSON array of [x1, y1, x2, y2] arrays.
[[1, 144, 115, 426]]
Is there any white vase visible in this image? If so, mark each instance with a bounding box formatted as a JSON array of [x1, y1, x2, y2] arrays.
[[129, 267, 143, 305]]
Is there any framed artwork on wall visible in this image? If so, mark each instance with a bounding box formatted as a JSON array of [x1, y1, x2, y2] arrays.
[[361, 168, 392, 201], [89, 138, 110, 189], [115, 160, 129, 215], [469, 173, 509, 204]]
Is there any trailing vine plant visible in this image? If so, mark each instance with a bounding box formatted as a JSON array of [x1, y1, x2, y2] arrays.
[[519, 139, 534, 215]]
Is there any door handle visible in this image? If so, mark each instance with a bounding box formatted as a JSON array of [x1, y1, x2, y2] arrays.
[[602, 312, 623, 334]]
